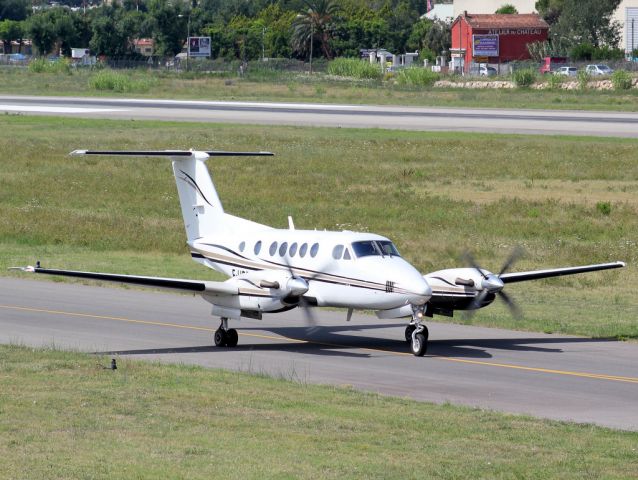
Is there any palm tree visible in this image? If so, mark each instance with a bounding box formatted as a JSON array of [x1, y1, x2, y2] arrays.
[[292, 0, 339, 65]]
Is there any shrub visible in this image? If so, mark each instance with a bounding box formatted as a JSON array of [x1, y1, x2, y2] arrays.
[[327, 58, 382, 80], [547, 73, 564, 90], [611, 69, 633, 90], [395, 67, 439, 87], [28, 57, 71, 74], [577, 70, 591, 90], [88, 70, 156, 93], [596, 201, 611, 216], [512, 68, 536, 88]]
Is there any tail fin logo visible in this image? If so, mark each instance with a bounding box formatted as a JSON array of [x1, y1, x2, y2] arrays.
[[179, 169, 214, 207]]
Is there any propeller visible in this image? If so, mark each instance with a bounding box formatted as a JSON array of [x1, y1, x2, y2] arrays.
[[279, 256, 331, 334], [462, 247, 524, 319]]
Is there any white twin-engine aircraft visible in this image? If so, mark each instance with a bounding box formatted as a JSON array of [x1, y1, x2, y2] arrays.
[[14, 150, 625, 356]]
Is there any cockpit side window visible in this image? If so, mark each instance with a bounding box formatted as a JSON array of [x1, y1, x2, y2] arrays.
[[378, 240, 401, 257], [343, 248, 351, 260], [352, 240, 401, 258], [352, 241, 377, 257]]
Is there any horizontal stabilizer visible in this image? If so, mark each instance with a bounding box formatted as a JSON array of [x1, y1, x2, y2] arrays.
[[500, 261, 625, 284], [10, 266, 238, 295], [70, 150, 273, 157]]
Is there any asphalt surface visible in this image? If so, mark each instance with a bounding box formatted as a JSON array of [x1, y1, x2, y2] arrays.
[[1, 95, 638, 137], [2, 277, 637, 431]]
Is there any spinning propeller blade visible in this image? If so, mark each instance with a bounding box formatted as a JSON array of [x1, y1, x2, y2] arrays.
[[463, 248, 525, 319]]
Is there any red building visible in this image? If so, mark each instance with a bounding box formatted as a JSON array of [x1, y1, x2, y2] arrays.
[[450, 13, 549, 72]]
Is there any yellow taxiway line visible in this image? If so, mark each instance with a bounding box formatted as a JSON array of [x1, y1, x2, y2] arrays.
[[2, 303, 638, 385]]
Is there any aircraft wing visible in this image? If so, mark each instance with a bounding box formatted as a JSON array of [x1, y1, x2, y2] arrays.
[[499, 261, 625, 284], [9, 265, 238, 295]]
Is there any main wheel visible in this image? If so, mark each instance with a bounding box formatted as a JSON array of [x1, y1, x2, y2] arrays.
[[411, 332, 427, 357], [214, 328, 227, 347], [405, 324, 416, 342], [226, 329, 239, 347]]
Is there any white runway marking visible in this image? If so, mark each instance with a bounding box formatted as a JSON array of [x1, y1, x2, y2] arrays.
[[0, 104, 127, 113]]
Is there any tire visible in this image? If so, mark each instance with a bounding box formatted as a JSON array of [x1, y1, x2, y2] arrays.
[[226, 329, 239, 347], [405, 324, 416, 342], [214, 329, 227, 347], [411, 332, 427, 357]]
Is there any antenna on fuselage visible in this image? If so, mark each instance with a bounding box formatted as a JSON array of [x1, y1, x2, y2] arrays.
[[288, 216, 295, 230]]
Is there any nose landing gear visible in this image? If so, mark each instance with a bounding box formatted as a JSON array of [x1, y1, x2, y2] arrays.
[[406, 305, 429, 356], [214, 317, 239, 348]]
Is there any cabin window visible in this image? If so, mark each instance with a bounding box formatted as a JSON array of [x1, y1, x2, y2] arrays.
[[310, 243, 319, 258], [279, 242, 288, 257], [254, 241, 262, 255], [289, 242, 298, 257], [343, 248, 352, 260], [269, 241, 278, 256], [239, 241, 245, 252], [299, 243, 308, 258], [332, 244, 344, 260]]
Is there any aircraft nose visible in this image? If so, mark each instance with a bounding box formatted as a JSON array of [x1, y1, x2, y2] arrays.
[[406, 277, 432, 305]]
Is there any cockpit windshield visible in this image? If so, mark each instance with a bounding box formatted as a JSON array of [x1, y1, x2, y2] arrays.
[[352, 240, 401, 258]]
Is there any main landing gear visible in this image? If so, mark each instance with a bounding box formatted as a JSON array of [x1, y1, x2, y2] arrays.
[[406, 306, 429, 357], [214, 317, 239, 348]]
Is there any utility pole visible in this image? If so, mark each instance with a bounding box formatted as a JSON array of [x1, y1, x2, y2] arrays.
[[309, 20, 314, 74], [262, 26, 266, 61]]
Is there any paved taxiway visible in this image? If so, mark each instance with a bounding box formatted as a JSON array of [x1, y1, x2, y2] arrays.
[[2, 277, 637, 431], [1, 95, 638, 137]]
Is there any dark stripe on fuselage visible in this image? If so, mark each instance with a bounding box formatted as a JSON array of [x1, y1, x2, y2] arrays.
[[190, 250, 403, 295]]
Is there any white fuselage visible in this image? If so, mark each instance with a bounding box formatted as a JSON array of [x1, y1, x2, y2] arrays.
[[190, 227, 432, 313]]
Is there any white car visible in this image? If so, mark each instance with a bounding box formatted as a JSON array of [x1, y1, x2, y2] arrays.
[[554, 66, 577, 76], [585, 64, 614, 76]]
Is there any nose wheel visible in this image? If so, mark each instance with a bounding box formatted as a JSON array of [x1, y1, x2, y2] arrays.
[[214, 317, 239, 348], [406, 306, 429, 356]]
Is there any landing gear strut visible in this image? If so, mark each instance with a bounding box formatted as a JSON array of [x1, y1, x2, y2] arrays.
[[214, 317, 239, 348], [407, 306, 429, 357]]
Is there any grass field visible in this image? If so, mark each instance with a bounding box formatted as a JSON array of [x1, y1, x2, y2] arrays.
[[1, 115, 636, 339], [1, 344, 637, 479], [2, 66, 638, 111]]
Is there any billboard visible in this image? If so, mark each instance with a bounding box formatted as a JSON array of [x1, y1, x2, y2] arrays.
[[472, 34, 499, 57], [188, 37, 211, 58]]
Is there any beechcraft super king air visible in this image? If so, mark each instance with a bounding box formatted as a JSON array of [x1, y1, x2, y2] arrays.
[[12, 150, 626, 356]]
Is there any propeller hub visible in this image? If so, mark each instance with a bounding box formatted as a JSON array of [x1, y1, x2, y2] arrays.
[[287, 277, 309, 297], [481, 274, 504, 293]]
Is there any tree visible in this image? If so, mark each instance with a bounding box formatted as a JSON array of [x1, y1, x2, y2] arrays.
[[147, 0, 187, 57], [535, 0, 564, 25], [0, 19, 23, 53], [28, 11, 58, 55], [407, 19, 450, 61], [292, 0, 339, 60], [495, 4, 518, 14], [0, 0, 29, 21], [550, 0, 621, 48]]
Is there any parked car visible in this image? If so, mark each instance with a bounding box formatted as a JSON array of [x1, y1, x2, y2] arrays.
[[585, 64, 614, 76], [554, 66, 578, 76], [470, 64, 497, 77], [8, 53, 27, 64]]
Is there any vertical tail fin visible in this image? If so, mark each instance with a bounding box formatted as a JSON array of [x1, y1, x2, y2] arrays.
[[172, 151, 224, 243]]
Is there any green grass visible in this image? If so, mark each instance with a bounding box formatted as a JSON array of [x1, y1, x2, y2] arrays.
[[1, 115, 636, 339], [0, 344, 637, 479], [2, 66, 638, 111]]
